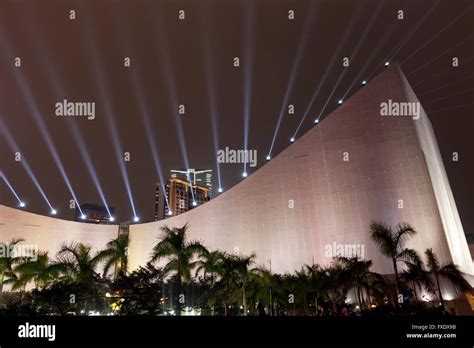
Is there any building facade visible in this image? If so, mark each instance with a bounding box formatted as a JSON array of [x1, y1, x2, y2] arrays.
[[164, 178, 210, 217], [1, 66, 473, 288], [154, 183, 166, 221], [154, 179, 211, 220], [75, 203, 115, 224]]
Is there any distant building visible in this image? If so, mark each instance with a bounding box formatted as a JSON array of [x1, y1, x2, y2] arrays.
[[170, 169, 212, 192], [154, 183, 166, 221], [76, 203, 114, 224], [154, 178, 210, 220]]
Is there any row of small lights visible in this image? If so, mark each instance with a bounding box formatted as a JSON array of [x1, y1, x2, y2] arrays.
[[16, 185, 228, 222], [15, 202, 135, 223], [248, 62, 391, 178], [16, 64, 391, 218], [287, 62, 389, 145]]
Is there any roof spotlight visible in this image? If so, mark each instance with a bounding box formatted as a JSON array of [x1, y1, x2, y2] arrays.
[[290, 137, 295, 143], [19, 202, 26, 208], [266, 155, 271, 160], [384, 61, 390, 67], [133, 216, 139, 222], [109, 216, 115, 222], [218, 187, 223, 193], [168, 211, 173, 216], [314, 119, 319, 124], [362, 80, 367, 85], [242, 172, 248, 178], [338, 99, 343, 105], [80, 214, 86, 220], [51, 209, 58, 215]]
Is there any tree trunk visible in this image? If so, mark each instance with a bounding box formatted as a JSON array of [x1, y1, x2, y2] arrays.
[[356, 285, 362, 308], [435, 272, 445, 311], [176, 276, 182, 316], [242, 283, 247, 316], [366, 287, 371, 308], [0, 271, 4, 293], [392, 258, 401, 306], [269, 287, 273, 316]]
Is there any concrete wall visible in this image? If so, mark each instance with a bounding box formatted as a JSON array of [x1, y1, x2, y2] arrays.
[[0, 205, 117, 259]]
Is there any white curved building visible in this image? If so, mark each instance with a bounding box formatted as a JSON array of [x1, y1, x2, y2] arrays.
[[1, 65, 473, 281]]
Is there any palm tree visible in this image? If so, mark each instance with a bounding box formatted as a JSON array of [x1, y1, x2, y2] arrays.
[[324, 263, 351, 315], [294, 268, 311, 315], [51, 242, 104, 285], [11, 251, 52, 290], [337, 257, 373, 308], [0, 238, 25, 292], [195, 250, 225, 315], [400, 259, 431, 301], [47, 242, 105, 314], [370, 222, 420, 297], [150, 224, 207, 315], [424, 248, 471, 311], [229, 253, 256, 316], [252, 267, 281, 315], [304, 264, 328, 315], [362, 271, 388, 307], [195, 250, 224, 288], [213, 252, 238, 316], [96, 234, 129, 279]]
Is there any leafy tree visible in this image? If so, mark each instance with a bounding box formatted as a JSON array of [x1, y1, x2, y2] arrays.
[[400, 259, 431, 301], [0, 238, 25, 292], [111, 262, 165, 315], [195, 250, 224, 288], [251, 267, 282, 316], [96, 234, 129, 279], [150, 224, 207, 315], [424, 248, 471, 311], [370, 222, 419, 297], [11, 251, 52, 290], [228, 253, 256, 316], [48, 242, 106, 313]]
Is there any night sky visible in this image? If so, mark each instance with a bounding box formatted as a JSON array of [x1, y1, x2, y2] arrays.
[[0, 0, 472, 240]]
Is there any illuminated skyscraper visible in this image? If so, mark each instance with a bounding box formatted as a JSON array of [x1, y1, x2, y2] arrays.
[[154, 178, 210, 220], [170, 169, 212, 192], [154, 183, 166, 221]]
